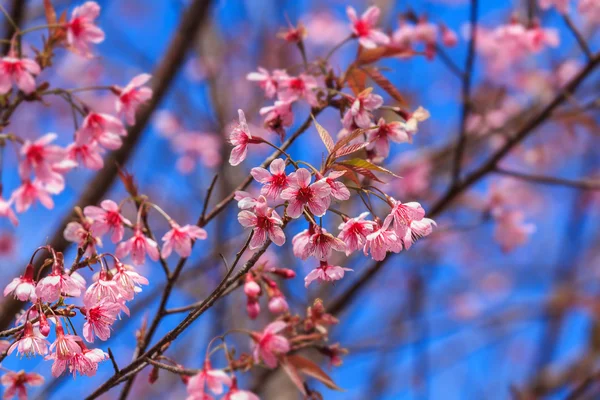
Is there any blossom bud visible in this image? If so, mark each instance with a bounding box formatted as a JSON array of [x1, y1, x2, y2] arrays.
[[271, 268, 296, 279], [149, 366, 159, 384], [39, 313, 50, 337], [268, 295, 289, 314], [441, 26, 458, 47], [246, 298, 260, 319], [244, 276, 261, 298]]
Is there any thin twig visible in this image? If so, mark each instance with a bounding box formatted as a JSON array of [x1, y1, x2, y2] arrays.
[[495, 168, 600, 190]]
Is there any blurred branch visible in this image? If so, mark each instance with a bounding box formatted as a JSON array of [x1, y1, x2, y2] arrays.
[[495, 168, 600, 190], [1, 0, 27, 54], [563, 15, 593, 61]]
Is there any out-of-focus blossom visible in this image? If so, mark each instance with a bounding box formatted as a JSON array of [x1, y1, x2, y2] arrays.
[[251, 321, 290, 368], [0, 56, 41, 94], [66, 1, 105, 57], [115, 74, 153, 125], [305, 260, 352, 287], [346, 6, 390, 49]]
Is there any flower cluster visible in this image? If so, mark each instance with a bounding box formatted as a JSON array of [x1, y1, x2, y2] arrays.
[[0, 1, 152, 229]]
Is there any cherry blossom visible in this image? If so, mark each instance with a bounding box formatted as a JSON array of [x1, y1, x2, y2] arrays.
[[280, 168, 331, 218], [84, 270, 126, 308], [84, 199, 131, 243], [493, 209, 535, 252], [66, 1, 105, 57], [3, 263, 36, 302], [36, 264, 86, 303], [579, 0, 600, 24], [77, 112, 127, 149], [116, 226, 160, 265], [229, 109, 255, 166], [82, 297, 121, 342], [0, 56, 41, 94], [278, 73, 320, 106], [63, 220, 101, 256], [115, 74, 153, 125], [238, 196, 285, 249], [8, 322, 49, 357], [305, 260, 352, 287], [384, 198, 426, 237], [319, 171, 351, 201], [346, 6, 390, 49], [112, 262, 149, 301], [260, 100, 294, 138], [161, 222, 208, 258], [186, 361, 232, 399], [342, 88, 383, 130], [246, 67, 286, 98], [250, 158, 289, 199], [268, 294, 289, 314], [50, 324, 82, 360], [1, 370, 44, 400], [235, 190, 260, 210], [12, 179, 54, 212], [337, 212, 375, 255], [66, 141, 105, 170], [305, 226, 346, 260], [364, 219, 401, 261], [251, 321, 290, 368], [539, 0, 570, 14]]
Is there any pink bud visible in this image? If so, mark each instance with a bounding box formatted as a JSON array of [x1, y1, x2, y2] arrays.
[[442, 27, 458, 47], [244, 278, 261, 298], [39, 313, 50, 337], [149, 367, 159, 384], [268, 295, 289, 314], [247, 298, 260, 319], [271, 268, 296, 279]]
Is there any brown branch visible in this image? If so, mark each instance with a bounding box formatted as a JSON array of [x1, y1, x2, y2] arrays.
[[450, 0, 479, 184], [1, 0, 27, 54], [495, 168, 600, 190], [563, 15, 593, 61]]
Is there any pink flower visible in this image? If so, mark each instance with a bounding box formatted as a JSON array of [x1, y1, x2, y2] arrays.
[[84, 199, 131, 243], [305, 260, 352, 287], [342, 89, 383, 130], [12, 179, 54, 212], [246, 67, 283, 98], [77, 112, 127, 149], [223, 381, 260, 400], [238, 196, 285, 249], [414, 20, 439, 58], [250, 158, 289, 199], [84, 270, 127, 313], [112, 263, 148, 301], [0, 197, 18, 226], [19, 133, 65, 183], [1, 370, 43, 400], [0, 56, 41, 94], [251, 321, 290, 368], [392, 21, 416, 49], [367, 118, 411, 157], [493, 209, 535, 252], [305, 226, 346, 260], [441, 25, 458, 47], [116, 226, 160, 265], [526, 25, 559, 53], [338, 212, 375, 255], [292, 227, 313, 259], [63, 220, 102, 256], [363, 219, 401, 261], [161, 222, 208, 258], [384, 198, 426, 238], [403, 106, 430, 134], [115, 74, 153, 125], [49, 344, 106, 377], [246, 298, 260, 320], [82, 298, 121, 342], [278, 74, 320, 107], [186, 361, 232, 399], [280, 168, 331, 218], [244, 275, 261, 298], [347, 6, 390, 49], [403, 218, 436, 249], [50, 325, 82, 360], [8, 322, 49, 357], [66, 1, 105, 57], [234, 190, 260, 210], [260, 101, 294, 138], [229, 109, 255, 166], [320, 170, 351, 201], [66, 141, 105, 170], [4, 263, 36, 302], [539, 0, 570, 13], [35, 265, 86, 303]]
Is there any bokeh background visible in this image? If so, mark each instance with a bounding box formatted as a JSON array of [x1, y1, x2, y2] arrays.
[[1, 0, 599, 399]]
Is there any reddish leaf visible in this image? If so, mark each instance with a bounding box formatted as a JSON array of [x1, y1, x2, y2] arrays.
[[281, 357, 308, 396], [337, 162, 384, 183], [334, 142, 368, 158], [345, 65, 367, 96], [286, 355, 344, 392], [331, 164, 362, 185], [341, 158, 399, 178], [357, 45, 415, 65], [331, 128, 368, 155], [362, 66, 408, 106], [312, 115, 334, 153]]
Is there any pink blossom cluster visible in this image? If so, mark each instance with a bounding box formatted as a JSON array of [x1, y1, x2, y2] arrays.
[[0, 1, 153, 230]]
